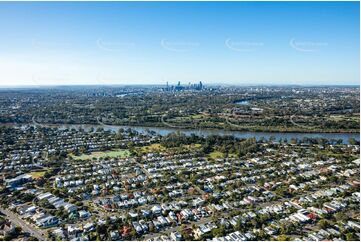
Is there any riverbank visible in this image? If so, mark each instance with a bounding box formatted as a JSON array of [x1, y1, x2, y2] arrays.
[[41, 122, 361, 134], [11, 118, 360, 134], [1, 121, 359, 144]]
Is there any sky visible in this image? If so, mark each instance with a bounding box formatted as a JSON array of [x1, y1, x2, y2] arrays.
[[0, 1, 359, 86]]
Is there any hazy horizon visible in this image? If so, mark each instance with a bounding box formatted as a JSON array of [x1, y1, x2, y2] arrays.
[[0, 1, 359, 86], [0, 83, 360, 89]]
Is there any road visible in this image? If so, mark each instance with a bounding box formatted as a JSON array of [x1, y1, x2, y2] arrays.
[[32, 116, 45, 128], [135, 161, 152, 177], [0, 207, 46, 241]]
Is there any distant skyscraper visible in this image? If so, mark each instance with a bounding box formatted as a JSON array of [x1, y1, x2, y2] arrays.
[[164, 81, 204, 92]]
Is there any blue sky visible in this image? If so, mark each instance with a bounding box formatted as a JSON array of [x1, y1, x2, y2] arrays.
[[0, 1, 359, 86]]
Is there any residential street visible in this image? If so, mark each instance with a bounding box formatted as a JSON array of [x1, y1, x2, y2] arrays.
[[0, 207, 46, 241]]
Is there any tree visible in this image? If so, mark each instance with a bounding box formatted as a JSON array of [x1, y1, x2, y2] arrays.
[[318, 219, 329, 229], [348, 138, 359, 145], [129, 227, 137, 239], [276, 235, 291, 241], [38, 199, 55, 209], [334, 212, 347, 222], [346, 232, 357, 241], [211, 225, 226, 238]]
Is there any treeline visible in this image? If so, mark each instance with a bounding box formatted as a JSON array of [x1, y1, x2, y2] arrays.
[[205, 137, 258, 157], [160, 132, 259, 157], [159, 132, 201, 147], [286, 137, 359, 146]]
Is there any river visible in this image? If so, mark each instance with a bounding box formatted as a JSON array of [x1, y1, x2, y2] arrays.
[[235, 100, 250, 105], [25, 123, 360, 144]]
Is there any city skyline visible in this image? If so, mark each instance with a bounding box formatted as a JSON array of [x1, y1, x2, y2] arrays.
[[0, 1, 359, 86]]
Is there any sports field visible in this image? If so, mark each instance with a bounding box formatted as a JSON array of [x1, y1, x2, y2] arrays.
[[71, 149, 131, 160]]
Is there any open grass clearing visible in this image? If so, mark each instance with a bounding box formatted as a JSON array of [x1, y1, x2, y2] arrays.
[[28, 170, 47, 178], [70, 149, 131, 160]]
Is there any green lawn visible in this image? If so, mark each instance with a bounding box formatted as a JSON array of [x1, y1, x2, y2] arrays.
[[208, 150, 238, 159], [71, 149, 131, 160], [140, 143, 166, 153], [183, 143, 202, 149], [28, 171, 46, 178], [209, 151, 225, 159]]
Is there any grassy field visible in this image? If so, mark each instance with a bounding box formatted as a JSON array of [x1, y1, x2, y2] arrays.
[[209, 151, 225, 159], [208, 150, 238, 159], [136, 143, 202, 155], [140, 143, 166, 153], [28, 171, 46, 178], [71, 149, 131, 160], [183, 143, 202, 149]]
